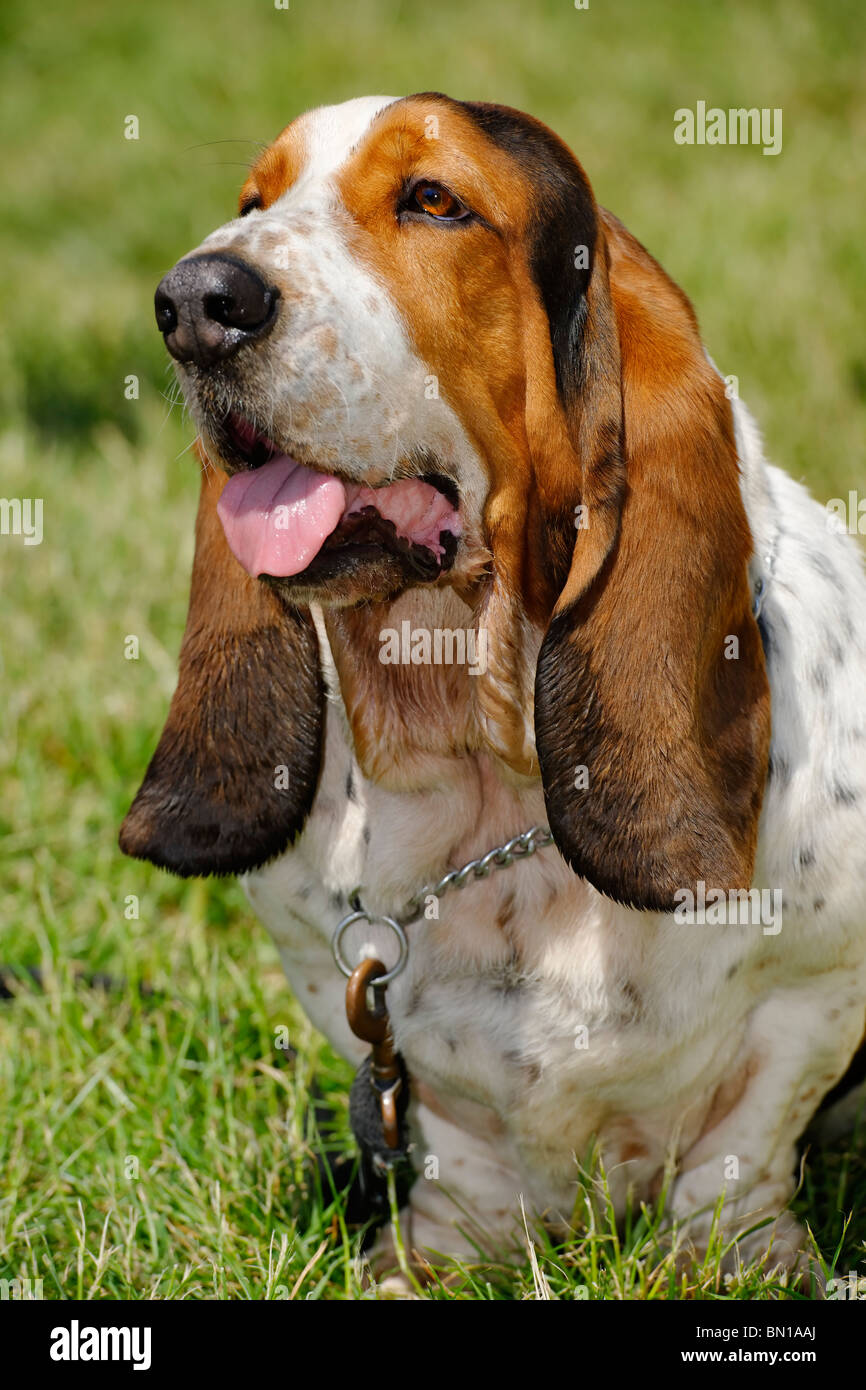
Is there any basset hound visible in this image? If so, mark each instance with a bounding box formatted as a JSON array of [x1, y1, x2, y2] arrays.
[[121, 93, 866, 1278]]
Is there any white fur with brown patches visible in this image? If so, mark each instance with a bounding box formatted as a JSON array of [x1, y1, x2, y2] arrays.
[[243, 408, 866, 1272], [169, 98, 866, 1273]]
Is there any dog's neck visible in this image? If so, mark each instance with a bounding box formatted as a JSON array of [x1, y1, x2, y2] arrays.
[[322, 586, 485, 790]]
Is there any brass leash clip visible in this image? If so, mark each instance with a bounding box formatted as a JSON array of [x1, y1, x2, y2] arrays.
[[345, 956, 402, 1149]]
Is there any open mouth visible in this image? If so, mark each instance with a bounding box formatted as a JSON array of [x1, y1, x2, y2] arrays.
[[215, 414, 462, 582]]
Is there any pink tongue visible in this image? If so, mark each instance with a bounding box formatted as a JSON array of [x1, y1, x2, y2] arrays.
[[217, 455, 347, 578]]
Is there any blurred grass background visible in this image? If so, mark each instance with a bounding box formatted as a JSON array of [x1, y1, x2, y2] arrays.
[[1, 0, 864, 1299]]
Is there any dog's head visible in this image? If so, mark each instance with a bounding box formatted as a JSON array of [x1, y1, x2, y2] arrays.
[[121, 94, 770, 909]]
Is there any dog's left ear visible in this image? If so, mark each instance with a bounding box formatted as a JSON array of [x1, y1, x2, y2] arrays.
[[120, 461, 323, 876], [534, 206, 771, 911]]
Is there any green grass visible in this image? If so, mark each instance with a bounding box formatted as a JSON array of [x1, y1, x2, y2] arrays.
[[1, 0, 865, 1299]]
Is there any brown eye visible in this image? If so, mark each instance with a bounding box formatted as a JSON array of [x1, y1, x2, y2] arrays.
[[407, 182, 467, 220]]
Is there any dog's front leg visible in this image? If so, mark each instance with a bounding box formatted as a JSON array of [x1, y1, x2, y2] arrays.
[[367, 1094, 529, 1283]]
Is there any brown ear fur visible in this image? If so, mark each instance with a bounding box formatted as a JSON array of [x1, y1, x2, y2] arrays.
[[119, 462, 323, 876], [535, 211, 770, 910]]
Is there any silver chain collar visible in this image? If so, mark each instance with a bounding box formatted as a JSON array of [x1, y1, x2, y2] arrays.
[[331, 824, 554, 984]]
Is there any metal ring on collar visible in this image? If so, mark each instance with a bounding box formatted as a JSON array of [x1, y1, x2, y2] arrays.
[[332, 909, 409, 985]]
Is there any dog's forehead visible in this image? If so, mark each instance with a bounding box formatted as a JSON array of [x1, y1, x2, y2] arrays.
[[239, 95, 397, 209], [284, 95, 400, 182], [244, 92, 536, 231]]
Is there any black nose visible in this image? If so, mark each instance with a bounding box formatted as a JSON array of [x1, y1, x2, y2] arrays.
[[154, 253, 279, 367]]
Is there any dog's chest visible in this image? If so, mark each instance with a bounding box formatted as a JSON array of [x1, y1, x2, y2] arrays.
[[244, 727, 576, 1081], [242, 702, 756, 1188]]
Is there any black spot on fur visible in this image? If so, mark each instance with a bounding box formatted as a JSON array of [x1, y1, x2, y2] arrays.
[[346, 770, 356, 802], [808, 551, 844, 593], [487, 954, 528, 997], [404, 982, 424, 1017], [834, 782, 858, 806], [813, 897, 825, 913], [622, 980, 642, 1016], [756, 611, 774, 663]]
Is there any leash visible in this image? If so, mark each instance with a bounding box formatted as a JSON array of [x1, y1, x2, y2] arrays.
[[330, 824, 554, 1228]]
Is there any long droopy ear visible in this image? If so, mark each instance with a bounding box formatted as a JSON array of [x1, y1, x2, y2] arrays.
[[120, 460, 323, 876], [535, 209, 770, 911]]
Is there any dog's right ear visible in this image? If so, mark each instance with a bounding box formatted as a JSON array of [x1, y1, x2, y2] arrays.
[[120, 461, 323, 876]]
